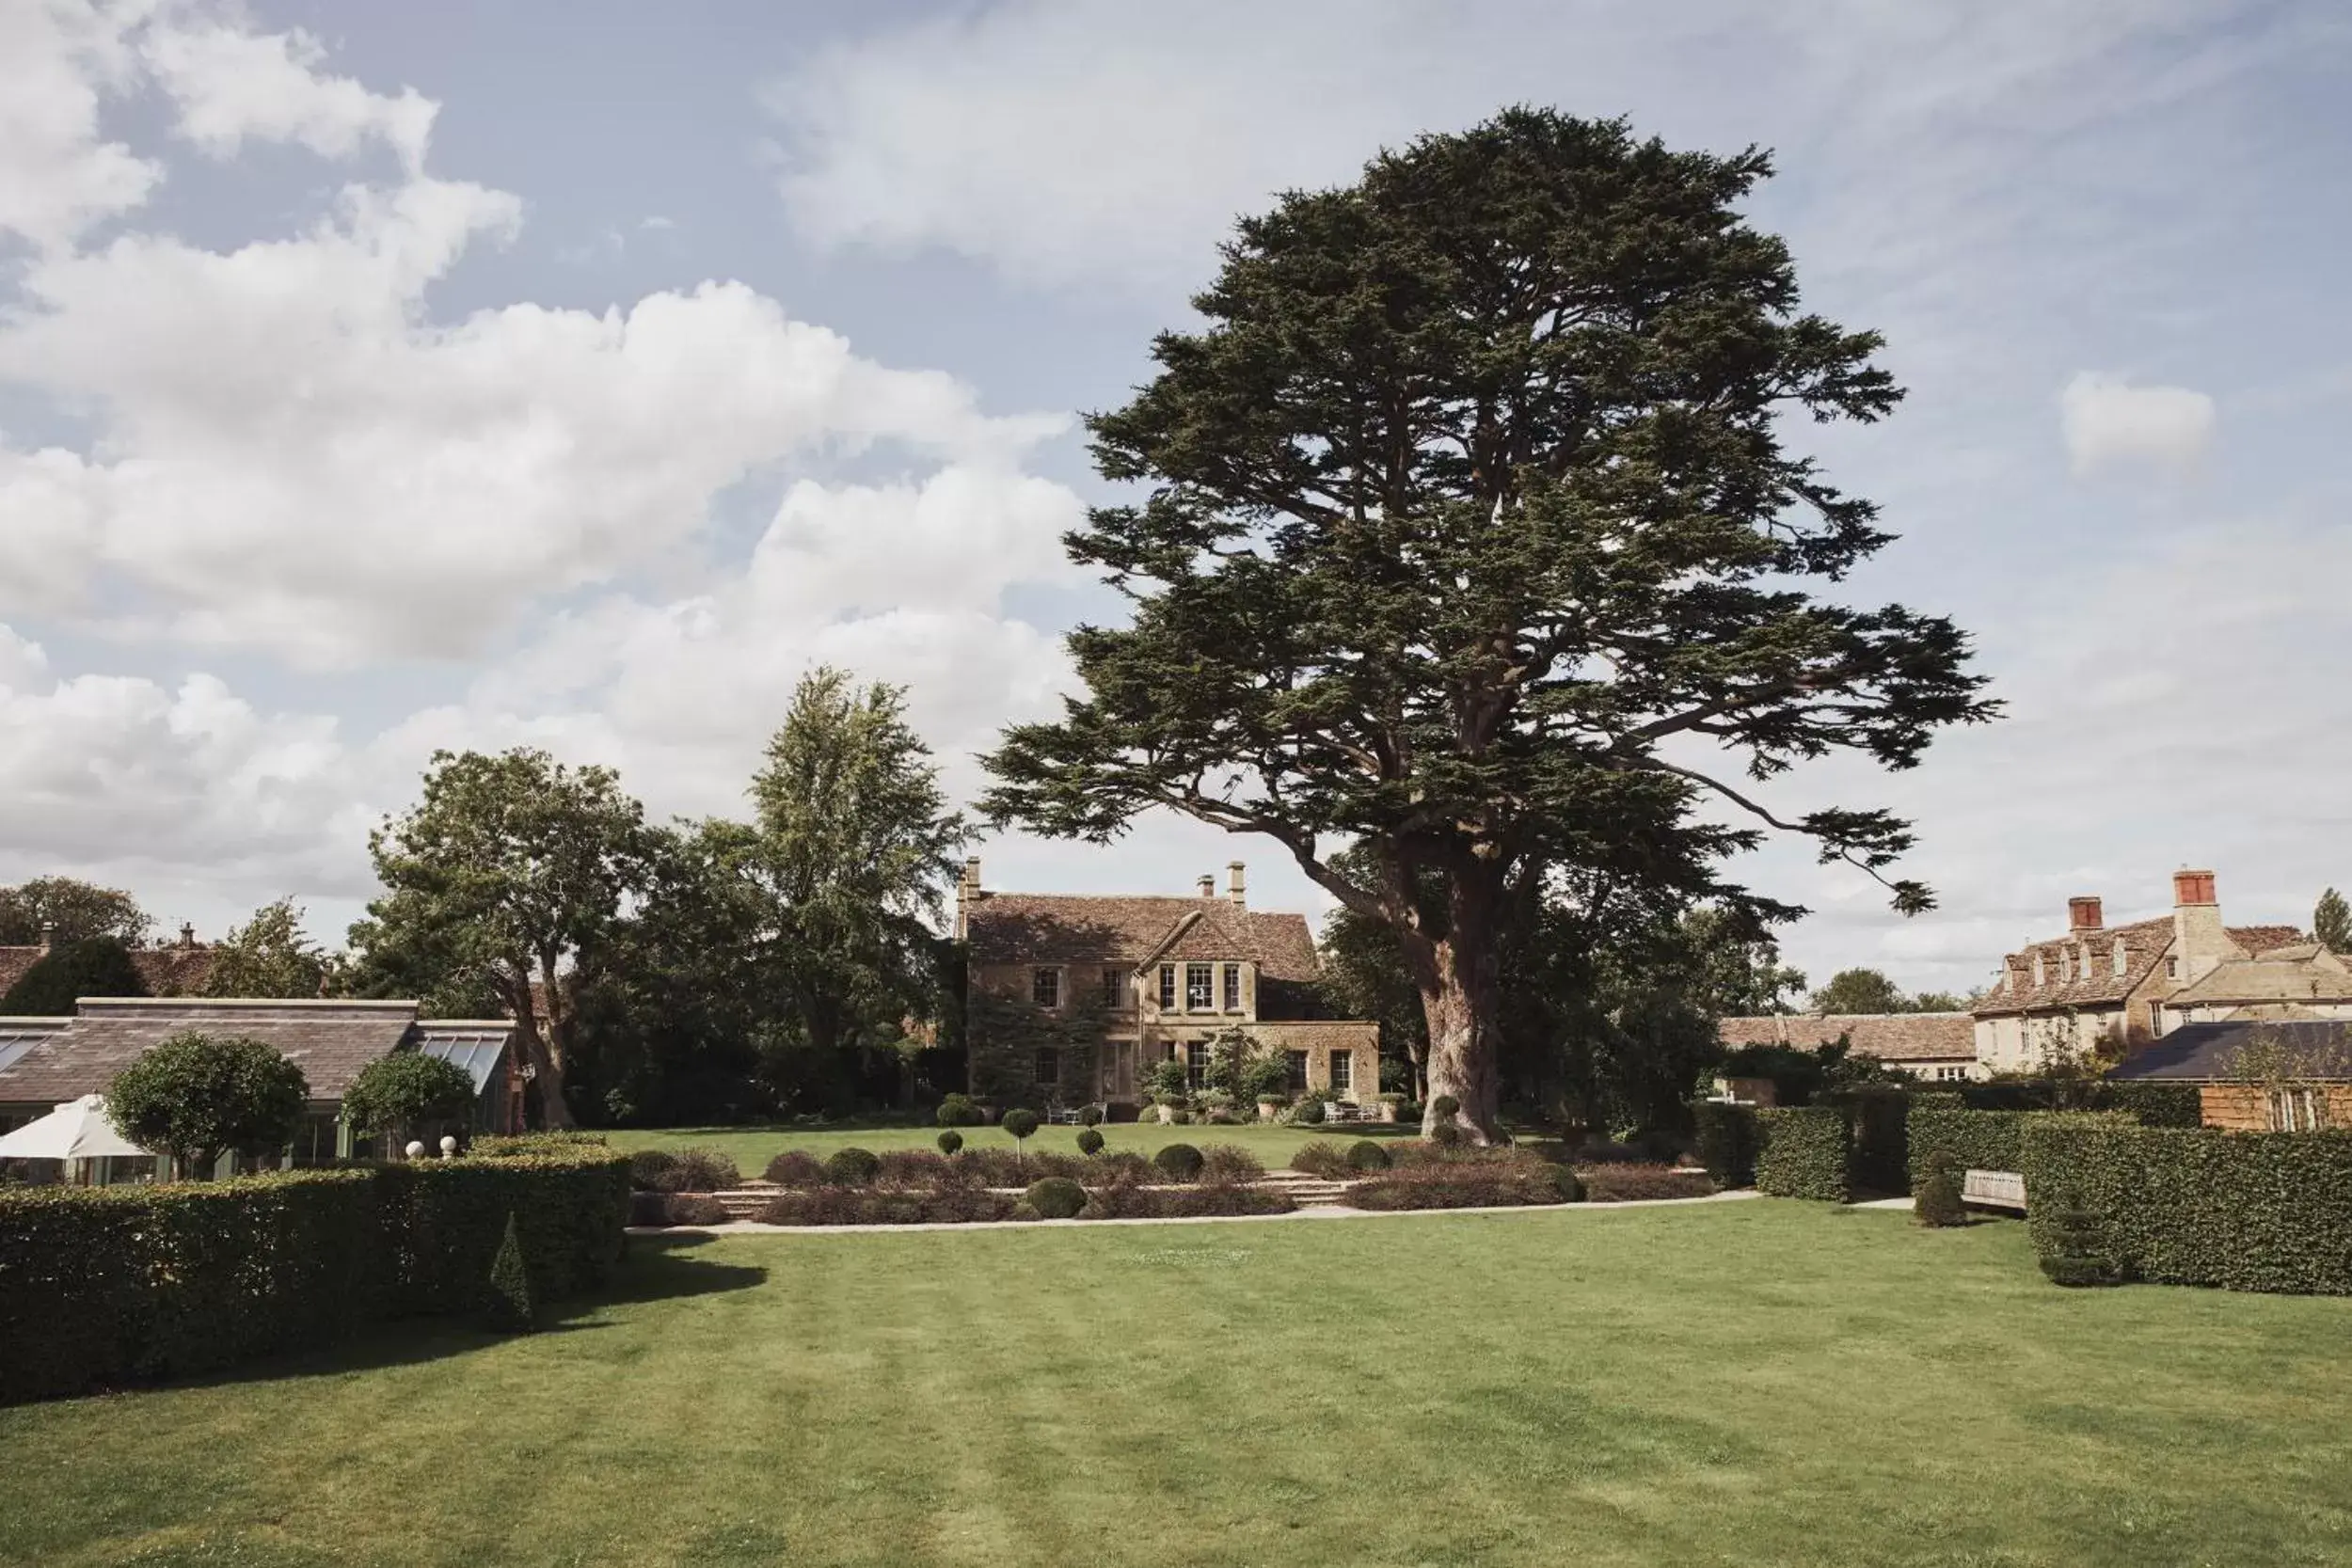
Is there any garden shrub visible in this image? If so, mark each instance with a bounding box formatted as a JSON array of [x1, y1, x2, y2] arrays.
[[1912, 1149, 1965, 1228], [1078, 1104, 1104, 1127], [756, 1187, 1019, 1227], [1905, 1107, 2028, 1186], [1348, 1164, 1569, 1211], [2092, 1081, 2203, 1128], [343, 1053, 477, 1138], [762, 1150, 826, 1187], [1755, 1106, 1851, 1201], [628, 1148, 678, 1191], [1289, 1140, 1351, 1179], [1075, 1127, 1105, 1156], [639, 1147, 739, 1193], [2037, 1206, 2123, 1287], [1431, 1095, 1460, 1119], [2020, 1119, 2352, 1295], [1200, 1144, 1264, 1183], [1575, 1163, 1714, 1203], [1428, 1122, 1463, 1148], [0, 1147, 629, 1404], [485, 1212, 536, 1332], [1024, 1177, 1088, 1219], [1000, 1109, 1041, 1144], [628, 1191, 729, 1227], [1291, 1098, 1326, 1126], [1009, 1202, 1042, 1222], [105, 1030, 309, 1172], [1689, 1101, 1759, 1187], [472, 1131, 609, 1157], [1346, 1139, 1391, 1173], [1079, 1177, 1295, 1219], [935, 1093, 984, 1127], [1822, 1088, 1908, 1193], [876, 1149, 963, 1186], [937, 1130, 964, 1156], [1152, 1143, 1205, 1182], [824, 1148, 882, 1186]]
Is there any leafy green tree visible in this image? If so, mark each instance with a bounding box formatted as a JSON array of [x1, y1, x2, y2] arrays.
[[2315, 888, 2351, 954], [342, 1052, 479, 1142], [1806, 968, 1906, 1015], [1910, 990, 1967, 1013], [350, 748, 651, 1128], [0, 877, 151, 947], [0, 937, 148, 1015], [105, 1030, 307, 1175], [744, 668, 970, 1060], [199, 898, 328, 999], [981, 110, 1991, 1141]]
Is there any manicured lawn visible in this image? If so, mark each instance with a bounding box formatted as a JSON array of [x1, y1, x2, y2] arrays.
[[604, 1116, 1420, 1172], [4, 1203, 2349, 1567]]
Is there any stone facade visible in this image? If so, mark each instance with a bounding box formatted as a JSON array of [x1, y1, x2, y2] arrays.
[[957, 859, 1377, 1107]]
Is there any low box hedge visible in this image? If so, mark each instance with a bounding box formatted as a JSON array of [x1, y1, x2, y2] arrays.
[[0, 1147, 630, 1405], [1755, 1106, 1851, 1201], [2020, 1120, 2352, 1295]]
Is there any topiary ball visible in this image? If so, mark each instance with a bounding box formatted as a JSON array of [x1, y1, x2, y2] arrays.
[[1429, 1122, 1464, 1148], [936, 1093, 984, 1127], [824, 1147, 882, 1186], [1024, 1177, 1087, 1219], [1001, 1108, 1041, 1142], [1292, 1098, 1326, 1125], [1079, 1104, 1104, 1127], [1346, 1139, 1391, 1172], [1431, 1094, 1461, 1120], [937, 1130, 964, 1157], [1153, 1143, 1205, 1182], [1076, 1127, 1105, 1156]]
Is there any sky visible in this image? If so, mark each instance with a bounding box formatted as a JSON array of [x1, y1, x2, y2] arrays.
[[3, 0, 2350, 999]]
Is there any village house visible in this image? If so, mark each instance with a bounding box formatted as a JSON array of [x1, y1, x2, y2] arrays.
[[2108, 1018, 2352, 1132], [1712, 1011, 1978, 1090], [0, 922, 215, 999], [956, 859, 1380, 1111]]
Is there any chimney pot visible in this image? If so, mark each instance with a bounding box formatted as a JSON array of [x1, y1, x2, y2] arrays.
[[1197, 874, 1216, 898], [2068, 896, 2104, 933], [2172, 869, 2217, 908], [1227, 861, 1247, 907], [39, 920, 55, 955]]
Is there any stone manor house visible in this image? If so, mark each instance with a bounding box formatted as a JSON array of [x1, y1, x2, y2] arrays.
[[955, 859, 1380, 1112]]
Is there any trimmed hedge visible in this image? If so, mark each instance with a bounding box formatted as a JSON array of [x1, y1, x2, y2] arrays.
[[1576, 1164, 1716, 1203], [1823, 1089, 1909, 1194], [1755, 1106, 1851, 1201], [1957, 1080, 2201, 1125], [1347, 1164, 1578, 1211], [2020, 1121, 2352, 1295], [1690, 1101, 1759, 1187], [0, 1148, 629, 1404], [1905, 1107, 2029, 1187]]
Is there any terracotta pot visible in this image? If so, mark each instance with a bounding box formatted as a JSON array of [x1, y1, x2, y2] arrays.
[[1257, 1099, 1281, 1121]]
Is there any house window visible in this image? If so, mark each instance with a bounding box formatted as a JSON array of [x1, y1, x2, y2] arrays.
[[1159, 965, 1178, 1008], [2267, 1088, 2327, 1132], [1035, 1048, 1060, 1087], [2165, 957, 2179, 980], [1327, 1049, 1353, 1096], [1286, 1050, 1310, 1093], [1102, 967, 1126, 1006], [1223, 963, 1243, 1011], [1185, 1041, 1209, 1090], [1032, 968, 1061, 1009], [1186, 963, 1215, 1011]]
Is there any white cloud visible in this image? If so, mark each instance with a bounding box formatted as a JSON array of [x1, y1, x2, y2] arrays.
[[140, 17, 437, 168], [0, 0, 160, 250], [2059, 371, 2217, 477]]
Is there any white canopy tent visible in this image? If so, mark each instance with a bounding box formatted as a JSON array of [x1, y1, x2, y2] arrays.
[[0, 1094, 152, 1162]]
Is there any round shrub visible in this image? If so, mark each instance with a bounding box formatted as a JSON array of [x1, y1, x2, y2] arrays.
[[1200, 1144, 1264, 1183], [628, 1148, 679, 1192], [1291, 1098, 1326, 1126], [1914, 1149, 1966, 1228], [763, 1150, 825, 1187], [1167, 1108, 1193, 1125], [1076, 1127, 1105, 1156], [1431, 1094, 1461, 1120], [1153, 1143, 1205, 1182], [1429, 1122, 1464, 1148], [661, 1147, 740, 1193], [935, 1093, 984, 1127], [343, 1052, 477, 1135], [105, 1028, 308, 1171], [937, 1130, 965, 1156], [824, 1147, 882, 1186], [1346, 1139, 1391, 1173], [1024, 1177, 1087, 1219], [1000, 1108, 1041, 1142], [1079, 1104, 1104, 1127]]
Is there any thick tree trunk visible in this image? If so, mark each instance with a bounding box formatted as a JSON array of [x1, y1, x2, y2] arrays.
[[505, 962, 575, 1130], [1416, 870, 1505, 1144]]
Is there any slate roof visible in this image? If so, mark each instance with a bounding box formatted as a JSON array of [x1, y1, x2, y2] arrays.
[[1716, 1012, 1977, 1063], [965, 894, 1322, 981], [0, 942, 216, 1000], [1972, 917, 2304, 1017], [0, 1000, 509, 1107], [2107, 1020, 2352, 1082]]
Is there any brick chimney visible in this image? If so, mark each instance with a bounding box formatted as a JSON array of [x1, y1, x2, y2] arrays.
[[2068, 895, 2104, 933], [1227, 862, 1247, 908], [2170, 868, 2237, 985], [954, 857, 982, 941], [1197, 874, 1216, 898]]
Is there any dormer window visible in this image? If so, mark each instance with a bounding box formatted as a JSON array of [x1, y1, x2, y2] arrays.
[[2112, 938, 2128, 977], [2032, 953, 2045, 988]]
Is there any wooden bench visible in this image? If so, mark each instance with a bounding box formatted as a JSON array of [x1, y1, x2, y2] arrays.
[[1963, 1168, 2026, 1212]]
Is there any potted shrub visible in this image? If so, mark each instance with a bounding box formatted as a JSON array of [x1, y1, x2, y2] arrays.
[[1376, 1091, 1406, 1124], [1255, 1094, 1286, 1122], [1143, 1057, 1190, 1122]]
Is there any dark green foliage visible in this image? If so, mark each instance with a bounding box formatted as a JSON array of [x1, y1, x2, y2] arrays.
[[1913, 1149, 1965, 1228], [472, 1130, 609, 1157], [1905, 1107, 2027, 1187], [1079, 1180, 1296, 1220], [485, 1212, 536, 1332], [342, 1051, 477, 1135], [823, 1147, 882, 1186], [2021, 1121, 2352, 1295], [0, 877, 151, 948], [1078, 1104, 1104, 1127], [1152, 1143, 1204, 1181], [936, 1094, 983, 1126], [1950, 1080, 2200, 1124], [1803, 967, 1954, 1015], [937, 1130, 963, 1156], [1075, 1127, 1104, 1156], [1755, 1106, 1851, 1201], [1547, 1166, 1587, 1202], [629, 1192, 729, 1227], [757, 1187, 1021, 1226], [1575, 1164, 1715, 1202], [1023, 1178, 1087, 1220], [1349, 1164, 1575, 1211], [105, 1030, 308, 1171], [1690, 1101, 1759, 1186], [1430, 1095, 1461, 1121], [1290, 1140, 1351, 1179], [2037, 1207, 2122, 1288], [2086, 1082, 2202, 1128], [1346, 1139, 1391, 1173], [628, 1148, 677, 1191], [1290, 1098, 1326, 1126], [764, 1150, 826, 1186], [0, 936, 149, 1015], [0, 1148, 628, 1403], [1200, 1144, 1265, 1183], [199, 897, 329, 999], [1428, 1121, 1463, 1148], [999, 1108, 1040, 1143], [1823, 1088, 1909, 1192], [637, 1148, 739, 1193], [2316, 887, 2351, 954]]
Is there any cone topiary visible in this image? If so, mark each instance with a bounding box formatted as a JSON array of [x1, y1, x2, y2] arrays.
[[485, 1211, 536, 1333], [2040, 1205, 2123, 1287], [1913, 1148, 1966, 1228]]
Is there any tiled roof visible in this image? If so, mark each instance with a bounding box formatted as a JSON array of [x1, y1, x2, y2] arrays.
[[2166, 947, 2352, 1006], [0, 943, 217, 1002], [1973, 918, 2305, 1017], [1716, 1012, 1976, 1063], [0, 999, 425, 1106], [2108, 1020, 2352, 1082], [966, 894, 1321, 981]]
